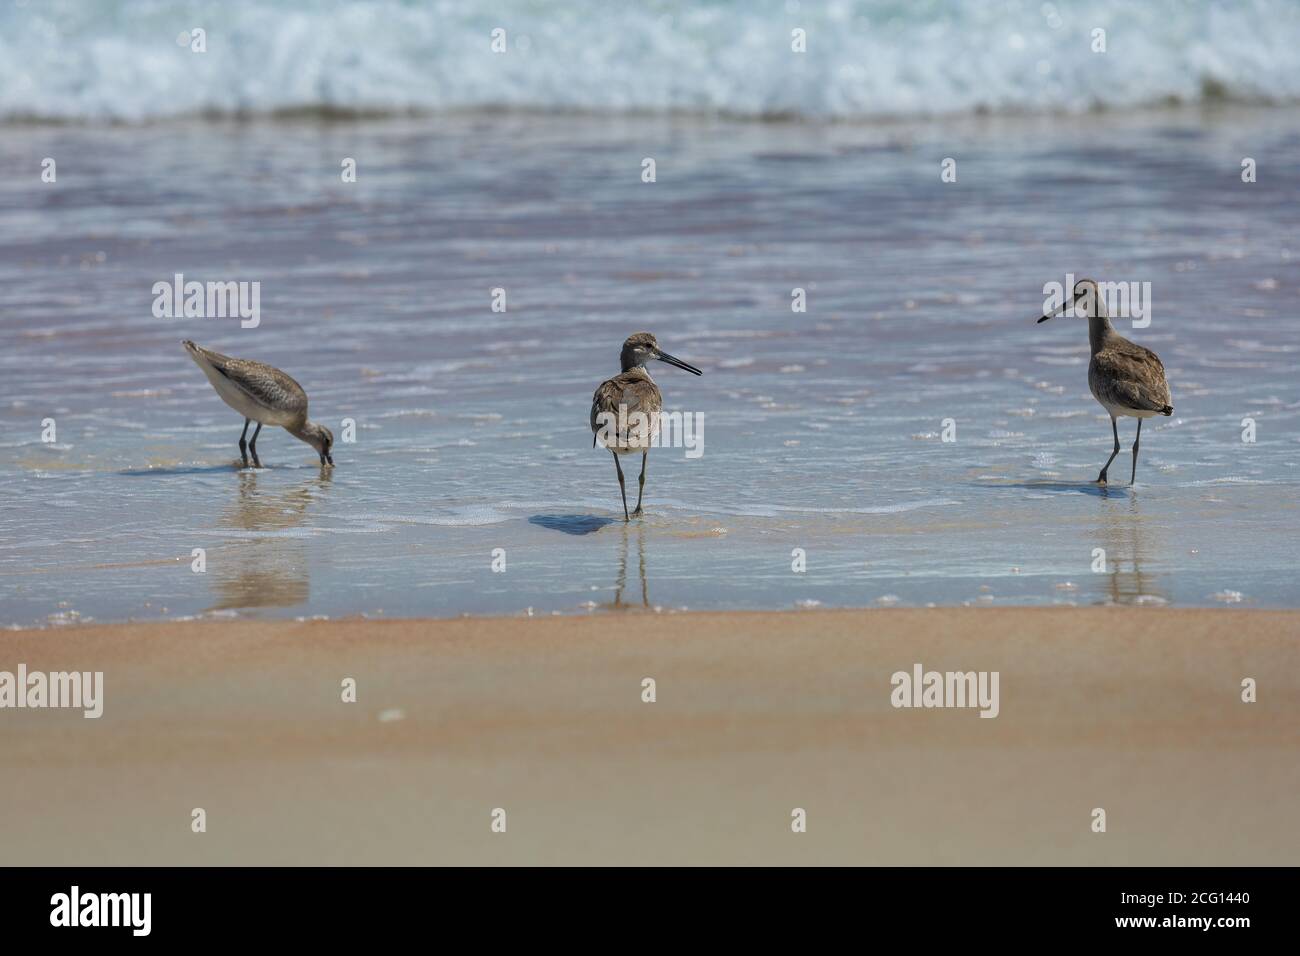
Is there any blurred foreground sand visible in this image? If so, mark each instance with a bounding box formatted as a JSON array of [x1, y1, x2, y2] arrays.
[[2, 608, 1297, 865]]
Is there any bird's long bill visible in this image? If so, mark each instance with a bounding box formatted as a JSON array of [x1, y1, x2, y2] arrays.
[[655, 349, 703, 375], [1037, 292, 1079, 323]]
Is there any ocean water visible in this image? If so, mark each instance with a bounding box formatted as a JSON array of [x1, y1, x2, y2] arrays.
[[3, 0, 1300, 122], [1, 4, 1299, 626]]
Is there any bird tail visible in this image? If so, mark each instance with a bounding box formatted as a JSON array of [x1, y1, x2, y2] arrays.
[[1161, 404, 1173, 416]]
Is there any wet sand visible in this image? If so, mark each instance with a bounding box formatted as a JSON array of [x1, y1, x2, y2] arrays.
[[2, 607, 1297, 865]]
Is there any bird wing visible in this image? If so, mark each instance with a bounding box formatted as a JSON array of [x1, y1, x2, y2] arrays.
[[590, 374, 659, 447], [1093, 340, 1171, 411], [199, 346, 310, 416], [591, 379, 620, 443]]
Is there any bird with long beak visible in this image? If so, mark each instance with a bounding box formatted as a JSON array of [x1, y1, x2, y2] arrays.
[[1037, 279, 1172, 484], [183, 340, 334, 468], [590, 332, 702, 519]]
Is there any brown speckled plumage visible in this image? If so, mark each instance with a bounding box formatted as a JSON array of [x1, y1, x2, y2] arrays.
[[1037, 279, 1172, 485], [184, 340, 309, 426], [591, 368, 662, 453], [183, 340, 333, 467], [1089, 335, 1173, 416], [590, 332, 701, 519]]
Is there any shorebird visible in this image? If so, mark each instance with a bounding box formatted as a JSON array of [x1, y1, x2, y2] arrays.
[[183, 340, 334, 467], [1037, 279, 1172, 484], [590, 332, 701, 519]]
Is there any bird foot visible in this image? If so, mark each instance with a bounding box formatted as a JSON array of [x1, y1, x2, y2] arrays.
[[631, 506, 644, 517], [1096, 474, 1108, 485]]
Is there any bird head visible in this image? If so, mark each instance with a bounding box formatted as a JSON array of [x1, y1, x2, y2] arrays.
[[302, 421, 334, 465], [1038, 278, 1100, 323], [620, 332, 702, 375]]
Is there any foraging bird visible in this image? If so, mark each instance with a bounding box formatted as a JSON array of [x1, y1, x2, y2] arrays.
[[183, 340, 334, 467], [590, 332, 702, 519], [1037, 279, 1172, 484]]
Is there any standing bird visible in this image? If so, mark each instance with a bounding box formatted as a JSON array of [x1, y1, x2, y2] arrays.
[[1037, 279, 1172, 484], [183, 340, 334, 467], [590, 332, 702, 519]]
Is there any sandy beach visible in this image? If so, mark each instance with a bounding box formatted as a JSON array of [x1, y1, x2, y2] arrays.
[[3, 0, 1299, 875], [2, 607, 1296, 866]]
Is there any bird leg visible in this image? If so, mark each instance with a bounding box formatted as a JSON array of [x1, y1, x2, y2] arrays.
[[249, 422, 263, 468], [239, 418, 251, 468], [612, 451, 629, 521], [1098, 416, 1120, 484], [632, 451, 647, 516], [1130, 418, 1142, 485]]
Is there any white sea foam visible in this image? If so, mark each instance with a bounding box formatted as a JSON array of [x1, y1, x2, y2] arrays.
[[424, 506, 512, 526], [645, 496, 961, 517], [3, 0, 1299, 122]]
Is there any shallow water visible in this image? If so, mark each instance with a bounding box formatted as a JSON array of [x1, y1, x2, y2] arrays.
[[2, 111, 1298, 626]]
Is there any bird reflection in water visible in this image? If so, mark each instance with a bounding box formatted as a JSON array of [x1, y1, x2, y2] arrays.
[[206, 468, 332, 612], [601, 521, 649, 610], [1094, 491, 1167, 605]]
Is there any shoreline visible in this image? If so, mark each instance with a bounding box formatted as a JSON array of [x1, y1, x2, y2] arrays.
[[5, 101, 1297, 133], [2, 601, 1293, 632], [3, 607, 1297, 865]]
